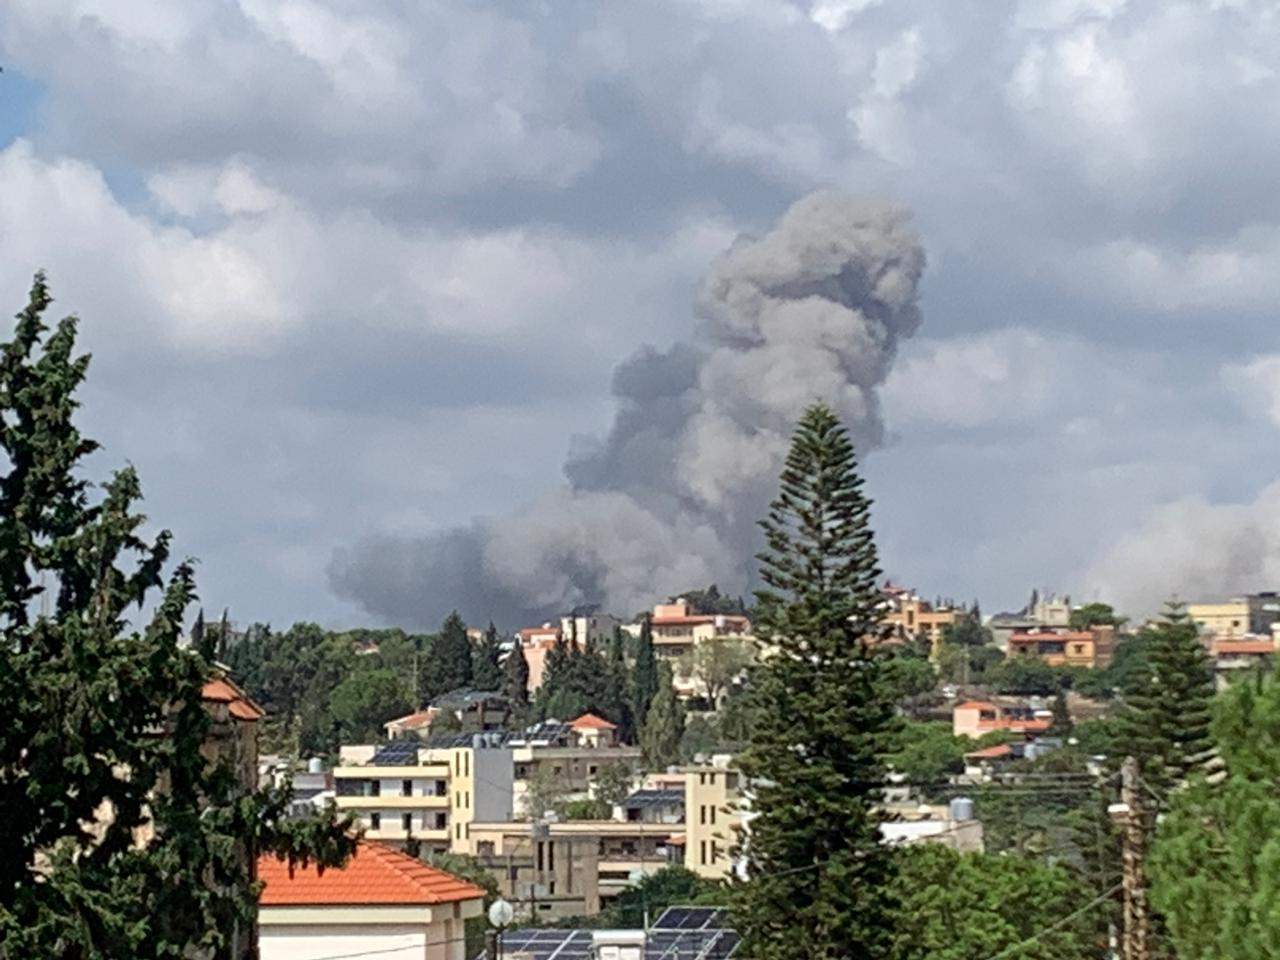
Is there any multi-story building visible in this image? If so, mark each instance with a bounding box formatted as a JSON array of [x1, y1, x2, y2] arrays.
[[1210, 636, 1278, 691], [645, 600, 753, 660], [333, 740, 513, 850], [510, 719, 642, 818], [1006, 625, 1115, 669], [515, 609, 623, 695], [684, 756, 744, 881], [880, 583, 960, 657], [988, 591, 1072, 652], [517, 623, 562, 692], [1189, 594, 1280, 640], [952, 700, 1051, 739]]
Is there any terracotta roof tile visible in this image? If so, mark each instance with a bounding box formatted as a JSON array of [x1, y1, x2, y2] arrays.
[[259, 841, 485, 907], [1215, 641, 1276, 655], [202, 677, 264, 721], [571, 713, 617, 731], [965, 744, 1014, 760]]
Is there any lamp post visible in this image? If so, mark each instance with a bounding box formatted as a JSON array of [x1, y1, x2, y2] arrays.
[[487, 898, 514, 960]]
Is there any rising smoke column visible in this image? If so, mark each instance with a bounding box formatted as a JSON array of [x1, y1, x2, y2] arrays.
[[329, 191, 925, 626]]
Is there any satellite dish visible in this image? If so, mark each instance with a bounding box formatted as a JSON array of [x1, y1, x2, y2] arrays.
[[488, 898, 515, 928]]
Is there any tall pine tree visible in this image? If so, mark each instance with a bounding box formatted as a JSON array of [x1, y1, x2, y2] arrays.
[[472, 620, 504, 691], [1117, 600, 1216, 799], [732, 403, 900, 960], [422, 610, 473, 699], [504, 640, 531, 713], [631, 614, 658, 729], [640, 661, 685, 769], [0, 275, 354, 957]]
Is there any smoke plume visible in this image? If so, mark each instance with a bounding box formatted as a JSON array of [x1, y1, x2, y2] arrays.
[[329, 191, 926, 626]]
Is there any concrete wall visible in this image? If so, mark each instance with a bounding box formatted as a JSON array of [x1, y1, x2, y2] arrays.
[[260, 919, 463, 960]]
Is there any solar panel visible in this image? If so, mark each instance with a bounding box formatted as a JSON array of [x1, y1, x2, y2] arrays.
[[478, 922, 739, 960], [371, 741, 418, 765], [652, 906, 727, 930]]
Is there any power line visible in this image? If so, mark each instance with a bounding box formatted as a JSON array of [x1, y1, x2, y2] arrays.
[[978, 882, 1122, 960]]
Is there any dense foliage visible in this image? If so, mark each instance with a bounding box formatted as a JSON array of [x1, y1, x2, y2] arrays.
[[733, 404, 900, 960], [0, 275, 353, 958]]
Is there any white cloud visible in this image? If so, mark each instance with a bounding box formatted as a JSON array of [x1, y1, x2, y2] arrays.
[[1224, 354, 1280, 428]]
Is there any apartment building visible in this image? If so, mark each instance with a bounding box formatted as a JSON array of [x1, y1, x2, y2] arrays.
[[509, 719, 642, 818], [333, 740, 513, 850], [1006, 625, 1115, 669], [1211, 636, 1278, 690], [684, 757, 744, 881], [645, 600, 753, 659], [881, 583, 959, 657], [953, 700, 1051, 739], [1189, 593, 1280, 639]]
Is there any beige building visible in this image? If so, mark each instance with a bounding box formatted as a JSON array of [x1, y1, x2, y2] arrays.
[[1006, 625, 1115, 669], [880, 583, 959, 657], [460, 820, 682, 921], [684, 757, 744, 880], [258, 840, 483, 960], [645, 600, 753, 659], [333, 743, 513, 850], [510, 719, 642, 819]]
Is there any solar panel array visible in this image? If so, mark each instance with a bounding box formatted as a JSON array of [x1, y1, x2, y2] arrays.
[[371, 740, 418, 765], [480, 908, 739, 960]]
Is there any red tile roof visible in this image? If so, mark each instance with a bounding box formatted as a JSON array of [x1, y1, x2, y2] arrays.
[[651, 615, 750, 627], [1008, 630, 1094, 642], [386, 709, 437, 730], [1215, 641, 1277, 656], [965, 743, 1014, 760], [202, 677, 264, 721], [571, 713, 617, 731], [259, 841, 485, 907]]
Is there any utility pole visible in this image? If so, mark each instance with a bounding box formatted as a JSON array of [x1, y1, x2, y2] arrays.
[[1121, 757, 1152, 960]]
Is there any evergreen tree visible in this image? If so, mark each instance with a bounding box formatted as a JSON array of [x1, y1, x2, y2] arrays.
[[606, 626, 636, 742], [732, 403, 900, 960], [472, 621, 504, 691], [423, 611, 473, 699], [1117, 600, 1215, 799], [1048, 690, 1073, 737], [640, 661, 685, 769], [631, 614, 658, 729], [504, 640, 530, 711], [0, 275, 354, 957]]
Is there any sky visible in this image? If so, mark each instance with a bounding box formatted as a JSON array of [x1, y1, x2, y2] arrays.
[[2, 0, 1280, 630]]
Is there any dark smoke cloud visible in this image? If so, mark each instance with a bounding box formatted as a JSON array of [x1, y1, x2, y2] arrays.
[[328, 191, 925, 627]]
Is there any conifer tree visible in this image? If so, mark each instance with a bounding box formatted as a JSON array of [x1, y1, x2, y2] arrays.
[[732, 403, 900, 960], [1048, 690, 1073, 737], [472, 620, 504, 691], [423, 611, 473, 698], [504, 640, 530, 711], [631, 614, 658, 729], [0, 275, 354, 957], [1117, 600, 1215, 799], [640, 661, 685, 770], [606, 626, 636, 742]]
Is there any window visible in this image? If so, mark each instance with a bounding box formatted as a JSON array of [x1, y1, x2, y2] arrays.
[[478, 841, 495, 857], [402, 813, 412, 833], [465, 791, 470, 808], [711, 841, 719, 862], [700, 841, 707, 865], [700, 806, 706, 825], [548, 842, 555, 871], [435, 780, 447, 796], [456, 824, 462, 840], [708, 773, 716, 786], [370, 780, 381, 797], [402, 779, 413, 797], [588, 765, 598, 776], [537, 842, 545, 872], [370, 812, 381, 831], [710, 806, 716, 825], [434, 812, 447, 830], [465, 752, 470, 777]]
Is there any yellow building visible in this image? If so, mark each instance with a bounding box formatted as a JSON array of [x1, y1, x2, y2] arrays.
[[684, 758, 744, 880], [1189, 599, 1253, 639], [333, 742, 513, 850], [881, 584, 959, 658]]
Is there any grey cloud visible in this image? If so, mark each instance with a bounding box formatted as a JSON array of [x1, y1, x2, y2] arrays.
[[329, 190, 926, 626]]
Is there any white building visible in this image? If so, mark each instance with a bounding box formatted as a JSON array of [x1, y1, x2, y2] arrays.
[[258, 840, 484, 960]]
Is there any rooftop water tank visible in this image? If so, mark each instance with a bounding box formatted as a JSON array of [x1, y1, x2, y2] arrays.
[[950, 797, 974, 822], [307, 757, 324, 774]]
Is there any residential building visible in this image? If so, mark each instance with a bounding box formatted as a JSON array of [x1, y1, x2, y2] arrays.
[[880, 799, 984, 854], [333, 740, 513, 850], [560, 606, 622, 648], [1006, 625, 1115, 669], [645, 600, 753, 660], [569, 713, 618, 748], [384, 709, 438, 740], [685, 757, 744, 880], [509, 717, 642, 819], [962, 738, 1063, 780], [485, 906, 739, 960], [988, 591, 1072, 652], [1190, 593, 1280, 639], [952, 700, 1051, 739], [615, 788, 685, 825], [258, 840, 484, 960], [462, 819, 681, 915], [880, 582, 960, 657], [1211, 636, 1278, 691], [517, 623, 562, 691]]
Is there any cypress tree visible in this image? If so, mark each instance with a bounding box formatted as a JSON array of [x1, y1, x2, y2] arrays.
[[732, 403, 900, 960], [472, 620, 504, 691], [1048, 690, 1073, 737], [504, 640, 530, 711], [1117, 600, 1216, 799], [0, 275, 353, 957], [640, 661, 685, 769], [424, 611, 473, 698], [631, 614, 658, 729], [606, 626, 636, 742]]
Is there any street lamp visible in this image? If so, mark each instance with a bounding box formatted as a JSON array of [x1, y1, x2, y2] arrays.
[[487, 898, 514, 960]]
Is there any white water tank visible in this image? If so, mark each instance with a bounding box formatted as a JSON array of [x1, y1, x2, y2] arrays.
[[307, 757, 324, 774], [949, 797, 974, 822]]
